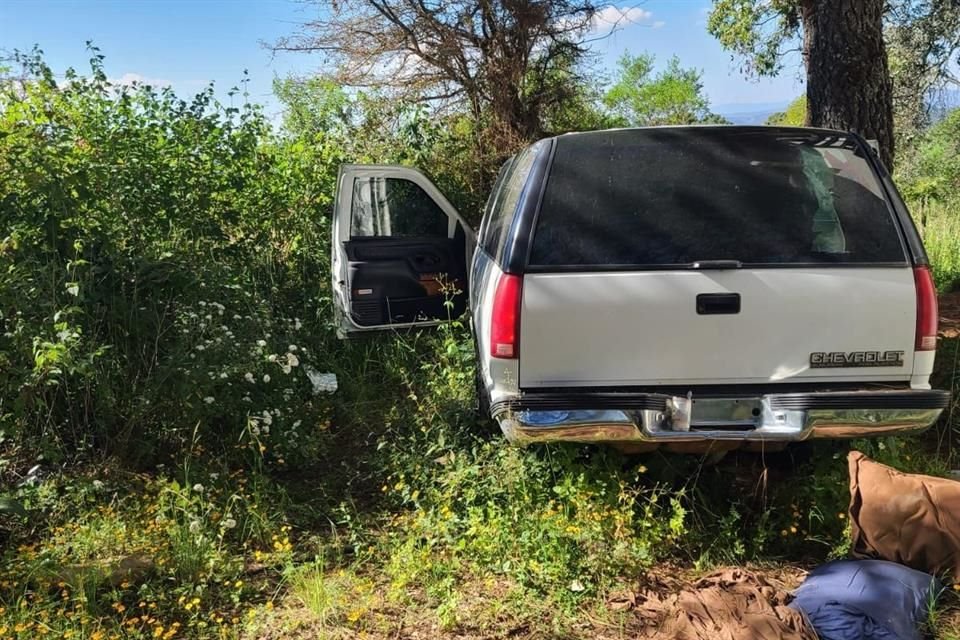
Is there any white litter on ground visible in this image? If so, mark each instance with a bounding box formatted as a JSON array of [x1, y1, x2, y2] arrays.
[[304, 367, 338, 394]]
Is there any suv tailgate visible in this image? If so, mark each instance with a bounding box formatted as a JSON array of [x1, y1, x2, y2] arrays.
[[517, 127, 915, 389], [519, 267, 916, 387]]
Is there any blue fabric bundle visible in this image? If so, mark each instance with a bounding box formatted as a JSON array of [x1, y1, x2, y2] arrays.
[[790, 559, 942, 640]]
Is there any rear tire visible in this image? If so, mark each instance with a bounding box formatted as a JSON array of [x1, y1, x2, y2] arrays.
[[474, 364, 491, 419]]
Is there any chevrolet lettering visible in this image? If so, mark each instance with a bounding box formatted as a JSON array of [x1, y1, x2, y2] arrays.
[[810, 351, 905, 368]]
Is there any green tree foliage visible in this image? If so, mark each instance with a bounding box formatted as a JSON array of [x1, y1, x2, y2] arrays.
[[708, 0, 960, 162], [272, 76, 353, 139], [887, 0, 960, 142], [275, 0, 597, 144], [706, 0, 801, 77], [603, 53, 727, 127], [0, 48, 338, 466], [899, 107, 960, 201], [273, 74, 492, 221], [710, 0, 895, 167], [766, 95, 807, 126]]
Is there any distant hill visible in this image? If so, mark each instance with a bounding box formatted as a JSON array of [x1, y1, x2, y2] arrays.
[[712, 90, 959, 127], [713, 101, 790, 125], [930, 89, 960, 122]]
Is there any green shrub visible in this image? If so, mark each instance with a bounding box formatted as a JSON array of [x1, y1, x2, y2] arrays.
[[0, 48, 337, 468], [913, 199, 960, 292]]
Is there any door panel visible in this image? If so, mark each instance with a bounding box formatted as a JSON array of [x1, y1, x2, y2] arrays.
[[345, 237, 468, 326], [332, 165, 473, 334]]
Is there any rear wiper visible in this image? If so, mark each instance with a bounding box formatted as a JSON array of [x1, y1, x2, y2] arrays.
[[688, 260, 743, 270]]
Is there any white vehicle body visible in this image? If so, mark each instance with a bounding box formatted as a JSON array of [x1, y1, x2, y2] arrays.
[[332, 126, 949, 449]]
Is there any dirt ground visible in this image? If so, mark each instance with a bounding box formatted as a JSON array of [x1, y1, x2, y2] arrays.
[[940, 291, 960, 339]]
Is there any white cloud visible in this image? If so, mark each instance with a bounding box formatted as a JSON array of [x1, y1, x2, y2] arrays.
[[588, 6, 654, 32], [652, 20, 666, 29], [109, 72, 172, 88]]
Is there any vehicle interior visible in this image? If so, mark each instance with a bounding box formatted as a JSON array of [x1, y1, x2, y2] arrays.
[[344, 175, 469, 326]]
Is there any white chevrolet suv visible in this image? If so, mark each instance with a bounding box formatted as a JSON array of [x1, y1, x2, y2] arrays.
[[332, 126, 950, 450]]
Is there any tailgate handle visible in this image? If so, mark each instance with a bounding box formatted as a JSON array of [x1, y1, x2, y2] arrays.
[[697, 293, 741, 315]]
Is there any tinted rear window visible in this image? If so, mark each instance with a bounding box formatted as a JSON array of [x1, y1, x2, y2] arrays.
[[529, 128, 906, 267]]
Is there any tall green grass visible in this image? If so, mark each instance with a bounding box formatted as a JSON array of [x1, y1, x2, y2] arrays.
[[912, 198, 960, 293]]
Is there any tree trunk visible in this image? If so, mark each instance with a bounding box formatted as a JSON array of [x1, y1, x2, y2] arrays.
[[801, 0, 895, 168]]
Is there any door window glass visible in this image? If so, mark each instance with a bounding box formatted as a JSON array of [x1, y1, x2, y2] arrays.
[[350, 177, 449, 238]]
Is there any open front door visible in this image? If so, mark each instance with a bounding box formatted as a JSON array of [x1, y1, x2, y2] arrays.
[[332, 165, 474, 336]]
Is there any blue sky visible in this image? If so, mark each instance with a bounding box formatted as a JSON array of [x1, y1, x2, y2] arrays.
[[1, 0, 805, 119]]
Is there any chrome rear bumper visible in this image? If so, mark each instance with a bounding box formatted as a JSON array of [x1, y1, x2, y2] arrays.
[[494, 390, 951, 445]]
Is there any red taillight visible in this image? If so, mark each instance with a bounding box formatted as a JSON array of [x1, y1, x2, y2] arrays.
[[914, 266, 938, 351], [490, 274, 522, 359]]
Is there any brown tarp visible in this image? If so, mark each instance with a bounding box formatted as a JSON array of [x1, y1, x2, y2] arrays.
[[849, 450, 960, 581], [634, 568, 816, 640]]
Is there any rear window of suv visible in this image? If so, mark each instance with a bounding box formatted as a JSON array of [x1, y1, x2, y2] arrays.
[[528, 128, 907, 268]]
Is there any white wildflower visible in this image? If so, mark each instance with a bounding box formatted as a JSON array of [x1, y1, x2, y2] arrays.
[[281, 364, 292, 375], [219, 372, 228, 379], [198, 301, 206, 307], [196, 344, 205, 352], [189, 520, 202, 534], [292, 420, 302, 428], [294, 318, 302, 330], [193, 483, 204, 493], [203, 396, 215, 404], [244, 372, 255, 383], [263, 374, 271, 384], [256, 339, 267, 347], [222, 517, 237, 529], [288, 345, 298, 352], [268, 354, 278, 363], [233, 314, 242, 321], [251, 425, 261, 436], [92, 480, 105, 490], [286, 353, 299, 368], [209, 473, 219, 480]]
